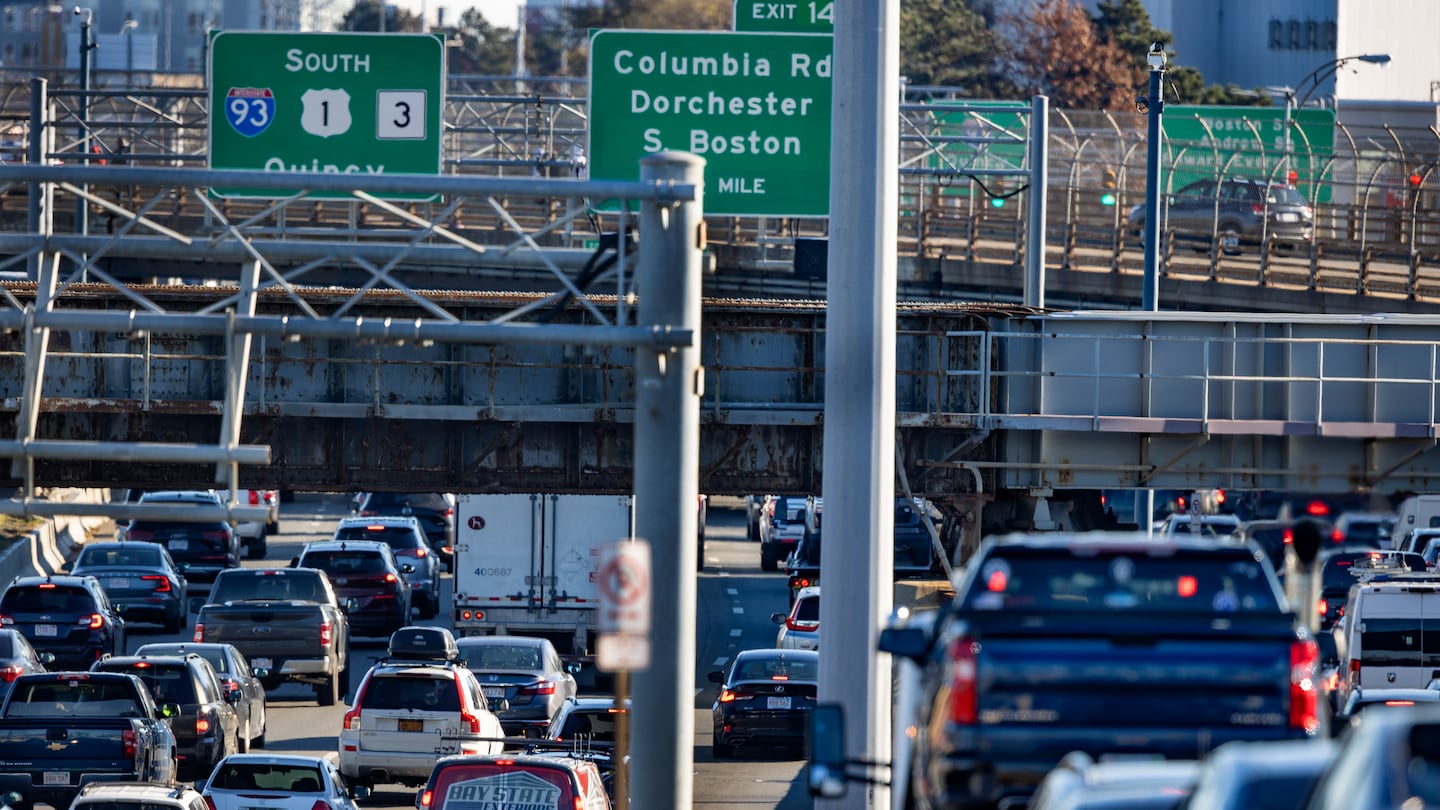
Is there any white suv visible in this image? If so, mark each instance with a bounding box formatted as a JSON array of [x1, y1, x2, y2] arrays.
[[68, 782, 207, 810], [338, 628, 504, 788], [771, 585, 820, 651]]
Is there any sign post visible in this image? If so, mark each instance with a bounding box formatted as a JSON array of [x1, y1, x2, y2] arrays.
[[208, 31, 444, 199], [588, 30, 833, 217]]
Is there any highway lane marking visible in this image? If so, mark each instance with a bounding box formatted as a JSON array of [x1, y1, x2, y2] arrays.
[[730, 629, 742, 637], [726, 588, 738, 595], [713, 656, 728, 667], [732, 606, 744, 614]]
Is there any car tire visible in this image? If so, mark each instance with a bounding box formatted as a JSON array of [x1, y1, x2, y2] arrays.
[[164, 612, 181, 634], [697, 529, 706, 573], [318, 673, 339, 706], [418, 592, 438, 620], [1219, 223, 1244, 255], [253, 723, 266, 749], [760, 544, 777, 572], [712, 732, 733, 759], [247, 537, 267, 560]]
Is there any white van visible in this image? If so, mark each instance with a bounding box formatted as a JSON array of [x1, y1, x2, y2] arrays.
[[1333, 576, 1440, 710], [1395, 495, 1440, 548]]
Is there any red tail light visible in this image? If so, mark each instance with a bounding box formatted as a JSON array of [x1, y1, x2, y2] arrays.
[[519, 679, 556, 696], [1350, 658, 1361, 674], [1316, 600, 1328, 616], [443, 508, 454, 518], [202, 529, 230, 543], [786, 617, 820, 632], [204, 797, 217, 810], [196, 710, 212, 735], [384, 573, 398, 583], [141, 575, 171, 592], [122, 728, 137, 758], [221, 677, 240, 692], [396, 547, 426, 558], [127, 529, 155, 542], [343, 708, 362, 730], [320, 621, 332, 648], [1283, 528, 1294, 545], [1290, 639, 1319, 733], [419, 791, 433, 808], [945, 636, 979, 724], [1330, 528, 1345, 543], [249, 491, 259, 505], [459, 710, 482, 733], [309, 801, 332, 810], [85, 613, 104, 629], [1251, 203, 1265, 215], [193, 622, 205, 642], [0, 666, 22, 682], [718, 688, 742, 703]]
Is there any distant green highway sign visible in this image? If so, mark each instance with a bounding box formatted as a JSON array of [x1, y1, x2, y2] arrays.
[[208, 31, 444, 199], [734, 0, 834, 33], [1163, 105, 1335, 203], [588, 30, 833, 217]]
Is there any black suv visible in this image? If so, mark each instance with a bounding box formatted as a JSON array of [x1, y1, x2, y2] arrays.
[[122, 491, 240, 580], [93, 653, 242, 780], [0, 575, 126, 669], [354, 493, 455, 571], [294, 540, 412, 637], [1127, 178, 1313, 254]]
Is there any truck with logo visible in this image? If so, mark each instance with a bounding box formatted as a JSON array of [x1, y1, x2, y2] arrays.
[[451, 494, 632, 673]]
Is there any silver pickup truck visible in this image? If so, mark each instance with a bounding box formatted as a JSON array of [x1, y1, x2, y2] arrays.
[[193, 568, 352, 705]]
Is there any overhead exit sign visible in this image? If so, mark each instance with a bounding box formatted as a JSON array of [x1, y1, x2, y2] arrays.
[[734, 0, 834, 33], [208, 31, 444, 199], [588, 30, 833, 217]]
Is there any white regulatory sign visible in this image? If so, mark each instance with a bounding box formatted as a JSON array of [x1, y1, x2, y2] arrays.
[[377, 90, 426, 139], [597, 540, 651, 635], [596, 633, 651, 672]]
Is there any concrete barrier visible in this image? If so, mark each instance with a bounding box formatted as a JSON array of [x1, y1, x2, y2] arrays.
[[0, 489, 113, 587]]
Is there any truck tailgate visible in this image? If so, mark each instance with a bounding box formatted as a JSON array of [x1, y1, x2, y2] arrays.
[[200, 604, 325, 658]]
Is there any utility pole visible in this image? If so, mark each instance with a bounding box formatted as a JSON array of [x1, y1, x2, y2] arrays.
[[1141, 42, 1166, 312], [76, 7, 95, 244]]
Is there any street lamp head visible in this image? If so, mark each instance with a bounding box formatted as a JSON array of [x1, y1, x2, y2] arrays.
[[1358, 53, 1392, 66]]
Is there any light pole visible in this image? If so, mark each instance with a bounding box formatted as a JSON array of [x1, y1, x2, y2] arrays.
[[1281, 54, 1390, 185], [1141, 42, 1166, 312], [121, 18, 138, 86], [75, 6, 95, 241]]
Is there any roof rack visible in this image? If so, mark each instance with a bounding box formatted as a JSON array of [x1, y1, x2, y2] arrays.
[[384, 626, 461, 664], [1348, 551, 1437, 582]]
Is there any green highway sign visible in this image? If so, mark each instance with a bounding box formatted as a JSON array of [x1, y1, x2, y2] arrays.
[[208, 31, 444, 199], [734, 0, 834, 33], [1163, 105, 1336, 203], [588, 30, 833, 217]]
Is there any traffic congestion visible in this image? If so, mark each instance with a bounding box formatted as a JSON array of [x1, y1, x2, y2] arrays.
[[8, 490, 1440, 810]]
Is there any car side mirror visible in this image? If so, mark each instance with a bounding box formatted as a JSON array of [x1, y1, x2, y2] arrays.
[[400, 564, 415, 574], [224, 688, 242, 704], [252, 667, 270, 679], [113, 603, 126, 614], [288, 557, 300, 568], [159, 702, 181, 719], [37, 652, 54, 665], [566, 662, 582, 674], [807, 703, 848, 798], [707, 670, 725, 684], [344, 597, 360, 613], [770, 612, 786, 624], [351, 785, 371, 801], [877, 626, 931, 662], [58, 561, 70, 573], [490, 698, 509, 713]]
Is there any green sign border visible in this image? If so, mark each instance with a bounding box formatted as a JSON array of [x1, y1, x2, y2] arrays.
[[208, 30, 445, 200]]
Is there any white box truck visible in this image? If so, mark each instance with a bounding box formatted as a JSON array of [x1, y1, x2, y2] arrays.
[[1395, 494, 1440, 549], [452, 494, 632, 670]]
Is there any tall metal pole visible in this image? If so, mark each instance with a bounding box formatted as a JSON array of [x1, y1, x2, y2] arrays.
[[629, 151, 704, 810], [819, 0, 897, 807], [1282, 90, 1294, 183], [26, 78, 50, 283], [1024, 94, 1049, 309], [77, 10, 93, 242], [1141, 49, 1166, 312]]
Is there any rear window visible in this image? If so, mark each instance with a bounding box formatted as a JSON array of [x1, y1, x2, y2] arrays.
[[460, 645, 542, 671], [794, 596, 819, 623], [302, 550, 387, 575], [1360, 618, 1423, 665], [335, 526, 423, 550], [361, 675, 460, 712], [74, 801, 183, 810], [1267, 186, 1306, 205], [140, 645, 227, 675], [76, 546, 163, 567], [732, 656, 818, 681], [207, 761, 325, 792], [98, 664, 194, 705], [1343, 520, 1393, 545], [5, 678, 142, 718], [1235, 774, 1324, 810], [1321, 553, 1426, 591], [431, 763, 574, 810], [962, 548, 1281, 613], [210, 571, 326, 603], [127, 520, 229, 533], [556, 708, 625, 742], [1, 586, 95, 614], [365, 493, 450, 512]]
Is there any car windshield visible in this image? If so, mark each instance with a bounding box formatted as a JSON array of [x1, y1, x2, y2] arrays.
[[211, 572, 326, 603], [558, 708, 625, 741], [365, 493, 449, 512], [962, 548, 1281, 613], [301, 551, 386, 575], [362, 675, 460, 711], [208, 762, 326, 792], [1, 586, 94, 614], [335, 526, 421, 550], [460, 644, 542, 671], [1268, 186, 1306, 205], [76, 546, 162, 568]]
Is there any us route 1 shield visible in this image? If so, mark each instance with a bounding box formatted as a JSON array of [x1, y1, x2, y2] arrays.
[[208, 31, 444, 200]]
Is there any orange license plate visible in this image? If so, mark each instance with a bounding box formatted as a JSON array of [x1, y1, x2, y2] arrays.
[[399, 719, 423, 732]]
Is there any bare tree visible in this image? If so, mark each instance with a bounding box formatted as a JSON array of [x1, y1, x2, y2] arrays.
[[999, 0, 1134, 111]]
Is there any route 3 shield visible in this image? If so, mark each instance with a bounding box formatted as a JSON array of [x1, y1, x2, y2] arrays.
[[300, 88, 352, 138]]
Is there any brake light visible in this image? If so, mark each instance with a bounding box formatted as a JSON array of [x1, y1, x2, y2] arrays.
[[945, 636, 979, 724], [786, 617, 820, 632], [718, 688, 741, 703], [320, 621, 333, 648], [1350, 658, 1361, 674], [1331, 528, 1345, 543], [1306, 500, 1330, 516], [343, 708, 362, 730], [196, 710, 212, 735], [84, 613, 103, 629], [458, 678, 481, 731], [384, 573, 398, 583], [1316, 599, 1328, 616], [0, 666, 22, 682], [519, 679, 557, 696], [1386, 700, 1417, 706], [202, 529, 230, 543], [309, 801, 332, 810], [193, 622, 205, 642], [1284, 528, 1294, 545], [249, 491, 259, 505], [204, 797, 216, 810], [419, 791, 433, 809], [221, 677, 240, 693], [1290, 639, 1319, 733], [443, 508, 454, 518], [141, 575, 171, 592], [39, 584, 56, 590], [1251, 203, 1265, 215], [122, 728, 136, 758]]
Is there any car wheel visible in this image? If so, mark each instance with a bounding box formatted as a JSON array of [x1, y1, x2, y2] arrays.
[[163, 612, 181, 634], [712, 732, 733, 759], [697, 529, 706, 573], [760, 543, 777, 572], [266, 519, 280, 534], [253, 723, 266, 749], [1219, 223, 1243, 255], [317, 673, 339, 706], [419, 591, 438, 620], [247, 536, 267, 560]]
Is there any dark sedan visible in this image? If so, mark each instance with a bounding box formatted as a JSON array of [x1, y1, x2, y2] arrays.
[[136, 641, 268, 752], [708, 648, 818, 758], [68, 541, 189, 633], [0, 628, 50, 703]]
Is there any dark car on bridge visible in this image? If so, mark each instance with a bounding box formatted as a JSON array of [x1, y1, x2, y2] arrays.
[[1128, 178, 1313, 254], [68, 540, 189, 634], [708, 648, 818, 758]]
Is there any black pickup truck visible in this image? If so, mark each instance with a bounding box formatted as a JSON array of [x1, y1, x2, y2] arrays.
[[193, 567, 352, 705], [881, 533, 1319, 810], [0, 672, 179, 810]]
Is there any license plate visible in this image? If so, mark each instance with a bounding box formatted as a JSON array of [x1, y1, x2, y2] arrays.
[[168, 539, 189, 551], [251, 657, 272, 670], [767, 696, 792, 710], [1276, 212, 1299, 222], [107, 577, 129, 589], [483, 687, 505, 698], [35, 624, 57, 637], [43, 771, 68, 785], [398, 718, 423, 732]]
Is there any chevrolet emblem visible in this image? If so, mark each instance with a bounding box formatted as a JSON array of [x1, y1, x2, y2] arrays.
[[46, 741, 68, 751]]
